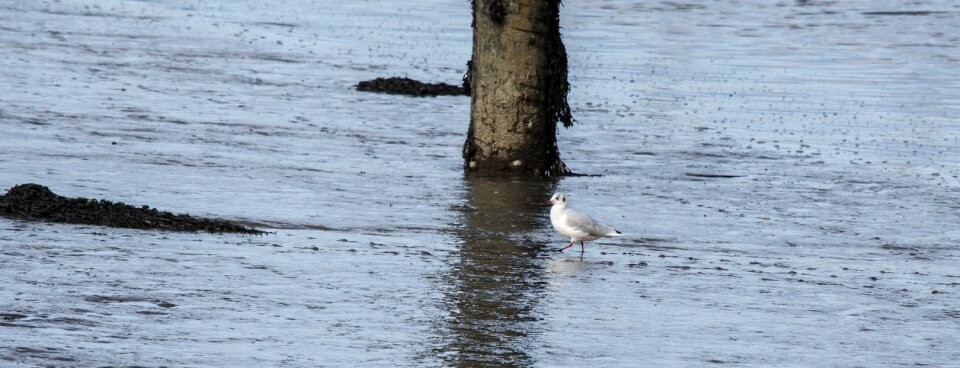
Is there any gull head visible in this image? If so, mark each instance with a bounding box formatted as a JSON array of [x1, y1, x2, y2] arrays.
[[545, 192, 567, 206]]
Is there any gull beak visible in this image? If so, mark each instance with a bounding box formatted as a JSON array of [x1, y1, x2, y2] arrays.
[[544, 199, 554, 205]]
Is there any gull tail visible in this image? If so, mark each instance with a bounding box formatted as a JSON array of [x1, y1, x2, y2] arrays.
[[610, 229, 623, 236]]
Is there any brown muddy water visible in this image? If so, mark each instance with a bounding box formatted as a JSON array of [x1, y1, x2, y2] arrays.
[[1, 0, 959, 366]]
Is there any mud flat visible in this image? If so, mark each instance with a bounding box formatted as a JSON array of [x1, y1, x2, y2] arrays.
[[1, 0, 959, 366]]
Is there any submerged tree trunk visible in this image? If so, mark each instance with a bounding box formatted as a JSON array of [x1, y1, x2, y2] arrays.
[[463, 0, 574, 176]]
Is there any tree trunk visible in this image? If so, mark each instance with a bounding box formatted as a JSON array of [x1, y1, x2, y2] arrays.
[[463, 0, 573, 176]]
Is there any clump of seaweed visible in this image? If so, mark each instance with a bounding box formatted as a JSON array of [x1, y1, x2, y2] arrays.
[[0, 183, 265, 234], [356, 77, 467, 97]]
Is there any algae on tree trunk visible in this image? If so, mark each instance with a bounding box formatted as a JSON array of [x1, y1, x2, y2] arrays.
[[463, 0, 574, 176]]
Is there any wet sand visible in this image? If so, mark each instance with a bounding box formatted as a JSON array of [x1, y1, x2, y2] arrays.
[[1, 0, 959, 366]]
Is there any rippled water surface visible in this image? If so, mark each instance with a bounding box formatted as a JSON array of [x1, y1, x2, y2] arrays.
[[2, 0, 959, 366]]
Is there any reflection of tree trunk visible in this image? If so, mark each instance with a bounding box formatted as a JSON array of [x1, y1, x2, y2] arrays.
[[463, 0, 573, 176], [434, 176, 555, 366]]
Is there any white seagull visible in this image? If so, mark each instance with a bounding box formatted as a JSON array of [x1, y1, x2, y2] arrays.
[[545, 192, 623, 252]]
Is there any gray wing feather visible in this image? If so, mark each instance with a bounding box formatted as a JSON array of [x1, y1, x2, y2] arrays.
[[565, 209, 616, 236]]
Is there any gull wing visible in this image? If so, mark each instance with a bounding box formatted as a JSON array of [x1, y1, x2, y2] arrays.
[[565, 209, 617, 236]]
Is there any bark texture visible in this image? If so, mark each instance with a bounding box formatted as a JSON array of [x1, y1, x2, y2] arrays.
[[463, 0, 573, 176]]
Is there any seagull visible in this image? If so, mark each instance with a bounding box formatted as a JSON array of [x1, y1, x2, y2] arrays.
[[545, 192, 623, 253]]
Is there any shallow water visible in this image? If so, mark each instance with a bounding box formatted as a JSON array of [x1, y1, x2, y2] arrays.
[[2, 0, 959, 366]]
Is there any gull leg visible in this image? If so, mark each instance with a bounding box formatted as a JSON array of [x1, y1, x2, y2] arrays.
[[580, 241, 585, 253], [560, 241, 574, 252]]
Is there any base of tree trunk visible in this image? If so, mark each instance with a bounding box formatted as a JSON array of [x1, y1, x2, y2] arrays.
[[463, 0, 576, 177]]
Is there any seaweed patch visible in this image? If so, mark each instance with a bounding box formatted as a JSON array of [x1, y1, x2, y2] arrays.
[[356, 77, 468, 97], [0, 183, 265, 234]]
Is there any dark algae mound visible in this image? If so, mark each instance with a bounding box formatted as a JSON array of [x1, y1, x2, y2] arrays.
[[356, 77, 467, 97], [0, 183, 265, 234]]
